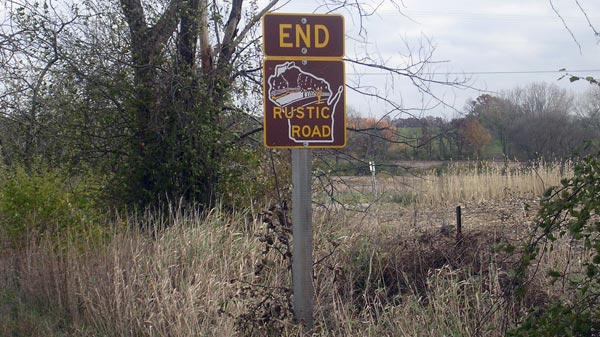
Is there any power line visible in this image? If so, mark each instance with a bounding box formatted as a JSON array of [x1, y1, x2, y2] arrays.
[[347, 69, 600, 76], [392, 10, 600, 23], [278, 4, 600, 23]]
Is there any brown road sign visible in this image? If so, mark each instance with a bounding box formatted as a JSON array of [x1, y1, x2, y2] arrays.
[[263, 59, 345, 148], [263, 13, 344, 59]]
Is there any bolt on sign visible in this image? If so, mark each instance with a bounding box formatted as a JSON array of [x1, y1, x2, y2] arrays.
[[263, 13, 346, 148]]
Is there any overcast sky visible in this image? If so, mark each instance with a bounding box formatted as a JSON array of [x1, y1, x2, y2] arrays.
[[273, 0, 600, 119]]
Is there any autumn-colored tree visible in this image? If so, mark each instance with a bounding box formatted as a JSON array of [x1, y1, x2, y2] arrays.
[[463, 119, 492, 157], [468, 94, 516, 157], [346, 115, 398, 161], [451, 118, 491, 159]]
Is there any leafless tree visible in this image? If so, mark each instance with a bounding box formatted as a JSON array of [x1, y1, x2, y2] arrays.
[[575, 85, 600, 137], [503, 82, 584, 159]]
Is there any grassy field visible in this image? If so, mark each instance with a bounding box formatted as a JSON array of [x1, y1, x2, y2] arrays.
[[0, 161, 583, 336]]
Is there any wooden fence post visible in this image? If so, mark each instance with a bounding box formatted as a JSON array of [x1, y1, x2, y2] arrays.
[[456, 205, 462, 244]]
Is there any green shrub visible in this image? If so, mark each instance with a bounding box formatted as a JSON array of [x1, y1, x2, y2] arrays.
[[510, 151, 600, 335], [509, 303, 599, 337], [0, 167, 107, 249], [217, 147, 291, 212]]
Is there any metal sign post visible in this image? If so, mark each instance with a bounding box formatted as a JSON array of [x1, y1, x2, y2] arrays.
[[291, 148, 313, 330], [262, 12, 345, 331], [369, 161, 377, 197]]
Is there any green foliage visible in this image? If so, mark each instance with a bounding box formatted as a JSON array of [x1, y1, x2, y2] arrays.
[[509, 303, 599, 337], [217, 147, 291, 212], [560, 70, 600, 87], [511, 151, 600, 335], [0, 166, 107, 249]]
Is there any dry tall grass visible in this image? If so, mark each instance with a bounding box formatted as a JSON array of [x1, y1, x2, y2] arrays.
[[333, 160, 573, 207], [2, 209, 260, 336], [415, 161, 572, 206], [0, 161, 583, 336]]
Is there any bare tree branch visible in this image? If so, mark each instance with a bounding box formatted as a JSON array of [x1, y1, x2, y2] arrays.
[[549, 0, 582, 54], [232, 0, 280, 49], [575, 0, 599, 39]]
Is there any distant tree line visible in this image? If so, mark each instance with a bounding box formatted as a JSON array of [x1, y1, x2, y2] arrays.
[[343, 82, 600, 163]]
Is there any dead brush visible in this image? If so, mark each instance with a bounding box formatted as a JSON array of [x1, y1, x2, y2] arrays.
[[328, 224, 522, 316], [221, 204, 296, 337]]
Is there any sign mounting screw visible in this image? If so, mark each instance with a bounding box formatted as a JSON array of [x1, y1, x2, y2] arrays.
[[301, 18, 307, 24]]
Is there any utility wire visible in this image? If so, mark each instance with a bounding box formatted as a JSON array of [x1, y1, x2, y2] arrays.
[[274, 4, 599, 22], [348, 69, 600, 76], [388, 10, 600, 23]]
